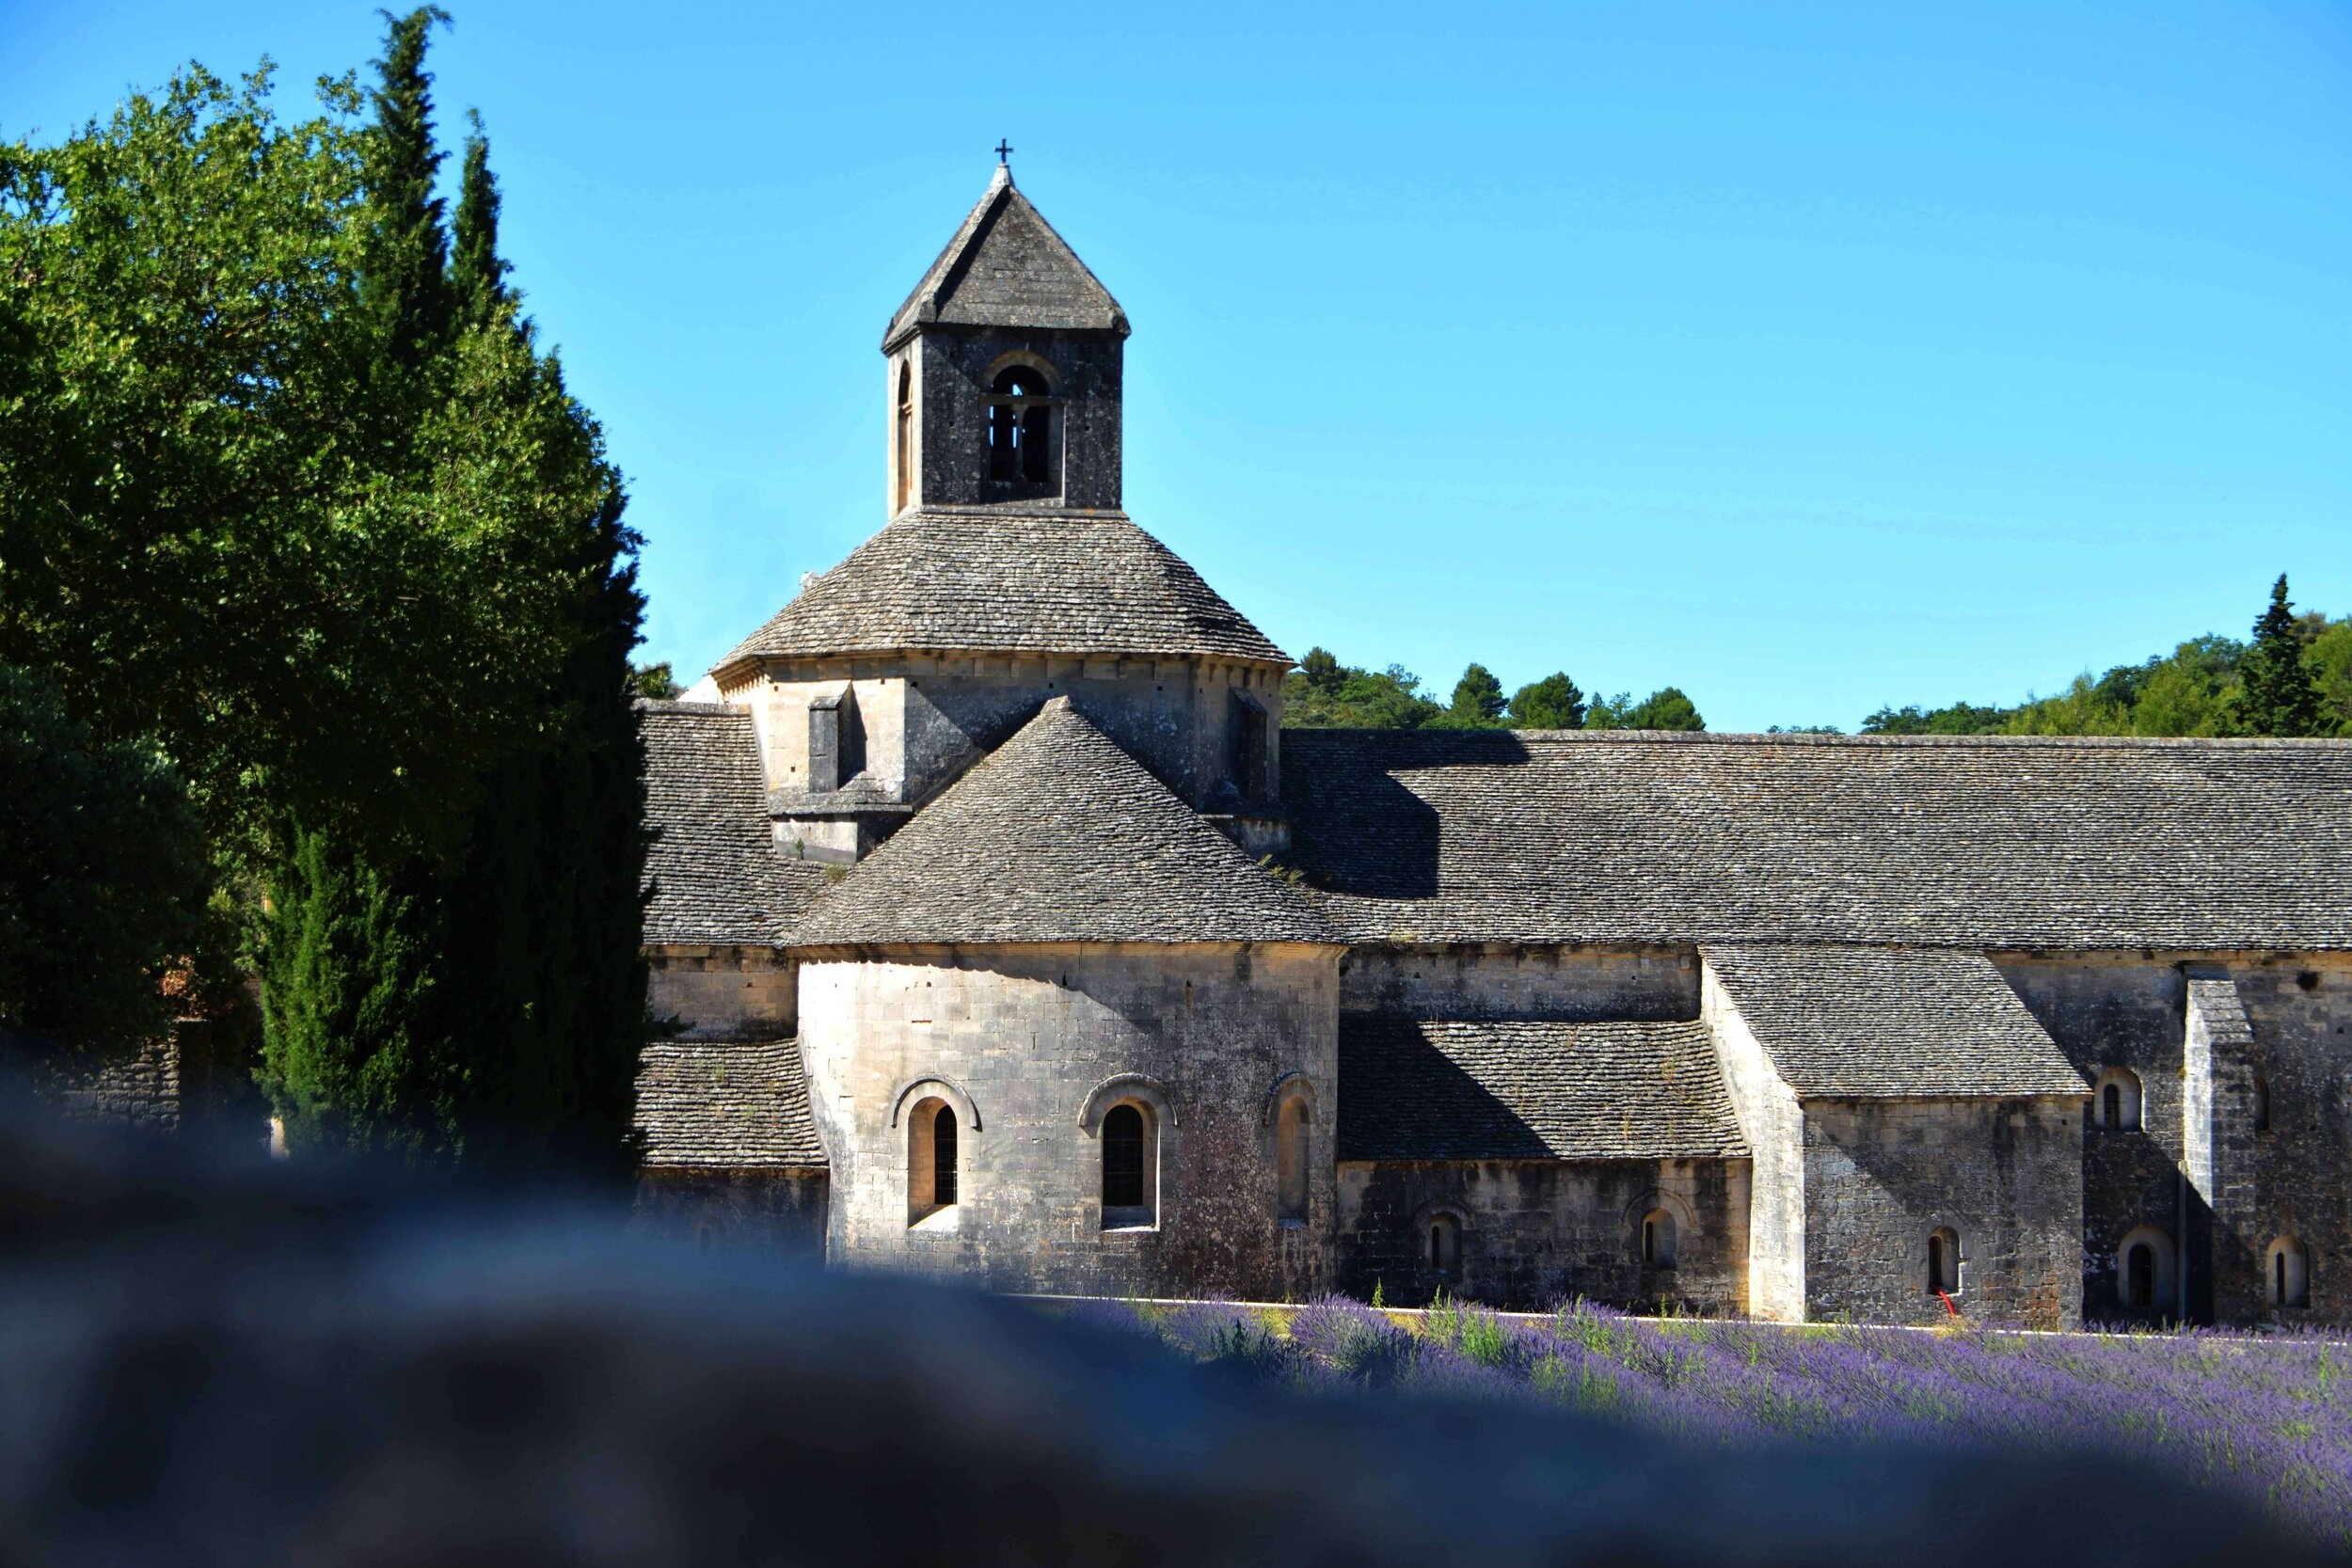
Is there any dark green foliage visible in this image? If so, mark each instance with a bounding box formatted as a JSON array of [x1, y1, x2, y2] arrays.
[[1282, 649, 1442, 729], [2237, 576, 2327, 737], [1587, 687, 1705, 732], [0, 666, 210, 1053], [262, 826, 450, 1157], [361, 7, 454, 377], [630, 662, 683, 700], [1506, 673, 1585, 730], [237, 21, 650, 1170], [450, 107, 513, 331], [1436, 663, 1507, 729], [1861, 703, 2008, 736]]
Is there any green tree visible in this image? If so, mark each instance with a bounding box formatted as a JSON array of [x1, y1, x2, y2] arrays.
[[262, 26, 650, 1170], [1282, 654, 1441, 729], [1436, 663, 1506, 728], [630, 661, 683, 700], [361, 6, 454, 378], [1588, 687, 1704, 732], [1507, 673, 1585, 730], [0, 666, 211, 1053], [2308, 620, 2352, 736], [2236, 575, 2326, 736]]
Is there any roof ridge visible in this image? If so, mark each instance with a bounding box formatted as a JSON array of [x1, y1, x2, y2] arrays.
[[1299, 727, 2352, 751]]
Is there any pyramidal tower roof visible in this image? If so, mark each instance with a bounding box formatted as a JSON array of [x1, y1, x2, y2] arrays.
[[792, 698, 1331, 946], [882, 164, 1128, 348]]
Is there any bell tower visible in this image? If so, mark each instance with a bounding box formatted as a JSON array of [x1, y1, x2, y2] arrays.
[[882, 159, 1130, 515]]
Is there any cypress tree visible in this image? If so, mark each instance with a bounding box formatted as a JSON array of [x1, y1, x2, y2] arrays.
[[428, 119, 651, 1174], [361, 7, 456, 378], [262, 8, 467, 1161], [2237, 575, 2326, 736]]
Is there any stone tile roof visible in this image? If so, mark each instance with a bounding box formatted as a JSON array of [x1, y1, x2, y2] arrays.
[[883, 165, 1126, 348], [794, 698, 1333, 947], [640, 702, 829, 945], [716, 510, 1289, 673], [1337, 1017, 1748, 1162], [635, 1038, 826, 1169], [1280, 729, 2352, 951], [1705, 943, 2084, 1099]]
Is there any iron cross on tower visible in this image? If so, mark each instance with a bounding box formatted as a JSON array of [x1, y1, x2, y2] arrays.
[[995, 138, 1013, 166]]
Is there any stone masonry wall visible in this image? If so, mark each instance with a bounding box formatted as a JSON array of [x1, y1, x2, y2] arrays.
[[1701, 966, 1806, 1322], [2234, 955, 2352, 1326], [1334, 1157, 1748, 1312], [914, 328, 1123, 511], [635, 1168, 829, 1260], [799, 942, 1340, 1301], [1802, 1097, 2082, 1330], [1339, 944, 1697, 1021], [647, 946, 796, 1040]]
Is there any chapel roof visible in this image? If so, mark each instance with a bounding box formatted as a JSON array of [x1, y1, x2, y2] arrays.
[[792, 698, 1332, 947], [1336, 1017, 1747, 1163], [714, 509, 1290, 673], [882, 164, 1128, 349], [640, 702, 831, 946], [1279, 728, 2352, 951], [1704, 943, 2084, 1100], [635, 1037, 826, 1168]]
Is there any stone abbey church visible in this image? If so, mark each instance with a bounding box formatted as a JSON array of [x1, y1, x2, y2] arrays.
[[634, 163, 2352, 1330]]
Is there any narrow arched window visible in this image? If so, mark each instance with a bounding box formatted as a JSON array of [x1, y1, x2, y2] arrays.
[[908, 1096, 958, 1225], [933, 1104, 958, 1208], [1276, 1095, 1310, 1224], [2254, 1074, 2270, 1132], [1102, 1102, 1149, 1217], [1928, 1227, 1962, 1295], [2116, 1227, 2174, 1314], [2094, 1068, 2142, 1132], [1427, 1212, 1460, 1276], [1641, 1209, 1677, 1269], [2127, 1242, 2155, 1308], [987, 366, 1054, 484], [2268, 1237, 2311, 1308], [894, 362, 914, 512]]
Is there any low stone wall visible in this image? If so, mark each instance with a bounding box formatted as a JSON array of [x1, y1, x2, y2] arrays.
[[636, 1166, 829, 1259]]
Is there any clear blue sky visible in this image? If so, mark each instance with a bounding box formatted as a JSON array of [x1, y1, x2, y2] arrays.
[[8, 1, 2349, 730]]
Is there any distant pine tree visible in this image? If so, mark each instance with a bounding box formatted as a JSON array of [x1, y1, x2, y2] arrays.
[[1441, 663, 1507, 728], [1506, 673, 1585, 730], [2236, 575, 2326, 737]]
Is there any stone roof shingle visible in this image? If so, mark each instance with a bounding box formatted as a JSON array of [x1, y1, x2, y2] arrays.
[[883, 166, 1126, 348], [641, 702, 828, 946], [1338, 1017, 1748, 1162], [635, 1037, 826, 1168], [717, 510, 1288, 673], [794, 698, 1333, 947], [1706, 943, 2084, 1099], [1281, 729, 2352, 951]]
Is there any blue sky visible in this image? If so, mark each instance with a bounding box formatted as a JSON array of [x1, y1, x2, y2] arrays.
[[7, 1, 2349, 729]]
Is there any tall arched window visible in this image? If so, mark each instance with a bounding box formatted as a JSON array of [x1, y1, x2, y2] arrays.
[[1927, 1227, 1962, 1295], [2116, 1226, 2175, 1314], [893, 362, 913, 513], [2268, 1237, 2311, 1309], [987, 366, 1054, 484], [908, 1096, 958, 1225], [2254, 1073, 2271, 1132], [1276, 1095, 1310, 1224], [1427, 1212, 1460, 1277], [1101, 1101, 1154, 1227], [1641, 1209, 1677, 1269], [2094, 1068, 2142, 1132]]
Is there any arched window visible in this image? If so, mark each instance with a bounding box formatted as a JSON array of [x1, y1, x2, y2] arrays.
[[1427, 1212, 1460, 1277], [2094, 1068, 2142, 1132], [1927, 1227, 1962, 1296], [986, 366, 1054, 484], [1102, 1101, 1154, 1227], [908, 1096, 958, 1225], [2268, 1237, 2311, 1309], [893, 362, 913, 512], [1641, 1209, 1677, 1269], [2116, 1226, 2175, 1314], [2254, 1073, 2271, 1133], [1276, 1095, 1310, 1224]]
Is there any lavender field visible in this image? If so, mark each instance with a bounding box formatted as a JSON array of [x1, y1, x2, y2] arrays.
[[1068, 1295, 2352, 1545]]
